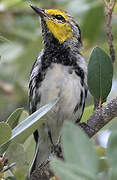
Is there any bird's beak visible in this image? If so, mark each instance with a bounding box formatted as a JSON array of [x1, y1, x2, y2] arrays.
[[30, 5, 47, 18]]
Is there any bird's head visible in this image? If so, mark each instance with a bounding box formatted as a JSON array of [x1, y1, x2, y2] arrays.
[[30, 5, 82, 49]]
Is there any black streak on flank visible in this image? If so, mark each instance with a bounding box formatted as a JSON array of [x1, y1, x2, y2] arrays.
[[75, 67, 84, 87], [74, 103, 79, 113], [79, 90, 83, 107], [73, 90, 83, 114], [85, 88, 87, 98], [76, 97, 86, 124]]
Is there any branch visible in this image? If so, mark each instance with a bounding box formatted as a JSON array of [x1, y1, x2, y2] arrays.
[[79, 96, 117, 137], [29, 160, 53, 180], [103, 0, 116, 62]]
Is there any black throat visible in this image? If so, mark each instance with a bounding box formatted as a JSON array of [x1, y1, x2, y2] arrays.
[[42, 40, 76, 66], [41, 18, 79, 68], [40, 35, 85, 87]]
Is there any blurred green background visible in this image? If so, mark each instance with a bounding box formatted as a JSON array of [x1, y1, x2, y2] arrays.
[[0, 0, 117, 179]]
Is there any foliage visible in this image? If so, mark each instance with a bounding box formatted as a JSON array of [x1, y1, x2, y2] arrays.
[[51, 121, 117, 180], [0, 100, 57, 179], [0, 122, 12, 146], [88, 47, 113, 104]]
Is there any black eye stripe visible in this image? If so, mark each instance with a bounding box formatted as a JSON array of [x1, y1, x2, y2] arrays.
[[52, 14, 66, 22]]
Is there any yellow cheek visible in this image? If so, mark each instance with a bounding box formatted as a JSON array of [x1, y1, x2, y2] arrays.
[[46, 19, 74, 43]]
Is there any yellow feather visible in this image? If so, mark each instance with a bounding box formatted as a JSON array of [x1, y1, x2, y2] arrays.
[[45, 9, 75, 43], [45, 9, 69, 21]]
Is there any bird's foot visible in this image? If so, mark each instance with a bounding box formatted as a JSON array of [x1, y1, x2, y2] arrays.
[[51, 143, 63, 159]]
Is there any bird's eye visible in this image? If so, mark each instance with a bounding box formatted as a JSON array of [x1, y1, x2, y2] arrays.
[[53, 14, 66, 22]]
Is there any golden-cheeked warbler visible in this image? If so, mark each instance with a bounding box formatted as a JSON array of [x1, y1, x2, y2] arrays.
[[29, 5, 88, 175]]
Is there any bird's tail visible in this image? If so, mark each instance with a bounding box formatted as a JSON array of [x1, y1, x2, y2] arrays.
[[29, 136, 51, 177]]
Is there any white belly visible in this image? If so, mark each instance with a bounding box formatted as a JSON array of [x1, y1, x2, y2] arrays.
[[37, 63, 83, 141], [39, 63, 83, 118], [32, 63, 85, 168]]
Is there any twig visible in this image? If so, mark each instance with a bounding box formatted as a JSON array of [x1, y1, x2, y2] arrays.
[[29, 159, 53, 180], [79, 96, 117, 137], [103, 0, 116, 62]]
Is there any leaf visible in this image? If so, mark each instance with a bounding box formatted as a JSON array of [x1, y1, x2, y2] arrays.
[[81, 105, 93, 122], [61, 122, 99, 175], [106, 131, 117, 167], [14, 167, 28, 180], [0, 141, 11, 154], [106, 131, 117, 180], [50, 158, 97, 180], [5, 143, 26, 168], [7, 108, 24, 129], [88, 47, 113, 103], [0, 36, 10, 42], [23, 135, 35, 165], [0, 111, 18, 152], [11, 99, 57, 144], [108, 168, 117, 180], [18, 110, 29, 123], [0, 122, 12, 146]]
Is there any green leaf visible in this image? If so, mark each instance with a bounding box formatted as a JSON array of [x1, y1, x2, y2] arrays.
[[108, 168, 117, 180], [81, 105, 93, 122], [106, 131, 117, 180], [5, 143, 26, 168], [0, 122, 12, 146], [51, 158, 97, 180], [11, 99, 57, 144], [0, 36, 10, 42], [23, 135, 35, 165], [14, 167, 28, 180], [88, 47, 113, 103], [0, 141, 11, 154], [18, 110, 29, 123], [7, 108, 24, 129], [107, 131, 117, 167], [61, 122, 99, 175]]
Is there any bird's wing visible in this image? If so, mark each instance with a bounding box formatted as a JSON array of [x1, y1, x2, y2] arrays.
[[29, 50, 44, 114]]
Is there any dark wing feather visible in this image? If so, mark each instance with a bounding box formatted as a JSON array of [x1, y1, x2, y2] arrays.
[[29, 50, 44, 143], [29, 50, 44, 114]]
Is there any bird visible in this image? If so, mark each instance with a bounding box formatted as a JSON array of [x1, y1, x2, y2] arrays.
[[29, 5, 88, 175]]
